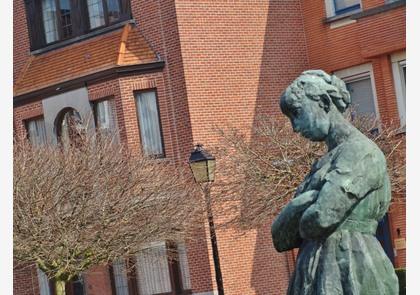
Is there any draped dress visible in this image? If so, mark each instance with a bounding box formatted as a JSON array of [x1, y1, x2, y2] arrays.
[[271, 133, 399, 295]]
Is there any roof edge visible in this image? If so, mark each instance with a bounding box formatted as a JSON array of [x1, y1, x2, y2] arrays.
[[13, 61, 165, 107], [117, 23, 133, 65]]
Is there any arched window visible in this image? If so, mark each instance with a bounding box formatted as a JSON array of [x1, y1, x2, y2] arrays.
[[55, 108, 85, 147]]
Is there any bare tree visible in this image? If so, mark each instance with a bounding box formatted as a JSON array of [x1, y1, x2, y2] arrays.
[[214, 113, 405, 230], [13, 134, 202, 295]]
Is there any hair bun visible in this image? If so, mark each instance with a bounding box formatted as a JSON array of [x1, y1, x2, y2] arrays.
[[301, 70, 351, 113], [329, 74, 351, 113]]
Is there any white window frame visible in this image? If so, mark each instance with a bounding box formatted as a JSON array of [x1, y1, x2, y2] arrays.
[[334, 63, 381, 120], [391, 51, 406, 127]]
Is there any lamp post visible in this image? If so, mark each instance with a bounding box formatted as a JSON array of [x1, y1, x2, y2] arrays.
[[189, 144, 224, 295]]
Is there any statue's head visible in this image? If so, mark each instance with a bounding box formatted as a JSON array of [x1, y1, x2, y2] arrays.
[[280, 70, 351, 141]]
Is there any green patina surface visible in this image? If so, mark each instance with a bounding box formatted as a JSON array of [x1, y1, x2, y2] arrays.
[[272, 70, 398, 295]]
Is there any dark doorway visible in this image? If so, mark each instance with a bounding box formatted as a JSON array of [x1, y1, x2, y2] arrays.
[[376, 213, 395, 265]]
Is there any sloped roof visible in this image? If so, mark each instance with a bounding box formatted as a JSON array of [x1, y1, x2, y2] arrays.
[[14, 24, 158, 97]]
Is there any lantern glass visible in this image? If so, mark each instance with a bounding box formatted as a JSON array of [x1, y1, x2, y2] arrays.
[[190, 160, 210, 183], [207, 159, 216, 182]]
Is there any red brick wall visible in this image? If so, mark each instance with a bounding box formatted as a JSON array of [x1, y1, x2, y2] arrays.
[[389, 200, 406, 267], [175, 0, 308, 145], [134, 1, 194, 164], [13, 0, 31, 83], [172, 1, 309, 293], [84, 265, 114, 295], [13, 263, 40, 295], [132, 1, 215, 292]]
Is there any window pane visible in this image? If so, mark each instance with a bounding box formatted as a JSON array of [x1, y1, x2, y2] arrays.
[[87, 0, 106, 29], [136, 244, 172, 295], [59, 0, 73, 38], [37, 268, 51, 295], [177, 243, 191, 290], [399, 62, 406, 121], [94, 99, 119, 141], [41, 0, 59, 43], [334, 0, 360, 12], [72, 275, 85, 295], [107, 0, 121, 23], [400, 63, 406, 85], [346, 77, 376, 116], [135, 91, 164, 156], [27, 118, 47, 146], [113, 259, 130, 295]]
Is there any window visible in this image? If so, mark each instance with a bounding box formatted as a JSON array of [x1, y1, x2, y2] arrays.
[[40, 0, 73, 44], [346, 77, 377, 116], [87, 0, 106, 29], [333, 0, 361, 14], [25, 0, 132, 50], [26, 117, 47, 146], [334, 63, 379, 118], [391, 51, 406, 127], [135, 91, 164, 157], [37, 268, 86, 295], [58, 0, 73, 39], [41, 0, 59, 43], [107, 0, 122, 23], [111, 242, 192, 295], [92, 98, 119, 142], [325, 0, 361, 18], [87, 0, 122, 29], [112, 259, 130, 295], [37, 268, 52, 295]]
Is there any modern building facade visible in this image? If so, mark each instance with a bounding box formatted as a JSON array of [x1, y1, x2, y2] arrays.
[[13, 0, 405, 294]]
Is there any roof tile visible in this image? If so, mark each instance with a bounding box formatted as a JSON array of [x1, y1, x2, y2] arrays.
[[14, 24, 158, 96]]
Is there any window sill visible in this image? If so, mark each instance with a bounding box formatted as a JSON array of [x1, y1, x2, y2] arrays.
[[324, 9, 361, 24], [350, 0, 405, 20], [31, 19, 135, 56]]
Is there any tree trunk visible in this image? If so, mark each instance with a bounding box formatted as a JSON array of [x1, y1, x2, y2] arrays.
[[55, 280, 66, 295]]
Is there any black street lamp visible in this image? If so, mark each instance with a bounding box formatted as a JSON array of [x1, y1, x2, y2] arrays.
[[188, 144, 224, 295]]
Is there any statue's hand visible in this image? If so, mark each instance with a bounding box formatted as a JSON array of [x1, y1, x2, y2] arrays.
[[271, 190, 319, 252], [292, 190, 319, 208]]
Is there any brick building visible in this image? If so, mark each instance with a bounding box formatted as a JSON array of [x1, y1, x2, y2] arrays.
[[13, 0, 405, 294]]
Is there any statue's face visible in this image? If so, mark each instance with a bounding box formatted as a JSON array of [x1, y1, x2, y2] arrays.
[[282, 94, 330, 142]]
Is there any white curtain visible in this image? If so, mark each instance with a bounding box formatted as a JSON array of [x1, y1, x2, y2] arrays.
[[27, 118, 47, 146], [135, 91, 163, 156], [136, 243, 172, 295], [41, 0, 58, 43], [37, 268, 51, 295], [113, 259, 130, 295], [87, 0, 105, 28], [95, 99, 119, 141], [177, 242, 192, 290]]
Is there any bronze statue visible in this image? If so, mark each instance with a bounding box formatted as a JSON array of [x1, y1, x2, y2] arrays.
[[272, 70, 398, 294]]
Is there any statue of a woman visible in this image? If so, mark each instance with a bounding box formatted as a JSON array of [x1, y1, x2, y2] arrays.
[[272, 70, 399, 294]]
